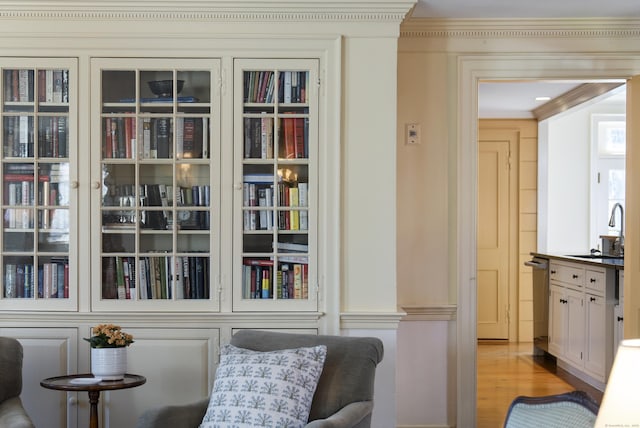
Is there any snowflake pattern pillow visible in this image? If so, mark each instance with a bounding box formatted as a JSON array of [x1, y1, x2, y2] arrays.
[[200, 343, 327, 428]]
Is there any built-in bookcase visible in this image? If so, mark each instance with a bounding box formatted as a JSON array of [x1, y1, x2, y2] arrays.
[[233, 58, 318, 311], [90, 58, 220, 311], [0, 58, 78, 310]]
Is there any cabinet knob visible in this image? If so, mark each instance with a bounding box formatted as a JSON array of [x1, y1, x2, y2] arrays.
[[618, 316, 624, 322], [572, 274, 579, 279], [590, 278, 596, 283], [233, 183, 243, 190], [68, 396, 78, 406], [92, 181, 101, 189], [590, 297, 596, 302], [551, 270, 557, 274], [71, 180, 79, 189]]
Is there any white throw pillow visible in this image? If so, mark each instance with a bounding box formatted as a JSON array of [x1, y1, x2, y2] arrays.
[[200, 344, 327, 428]]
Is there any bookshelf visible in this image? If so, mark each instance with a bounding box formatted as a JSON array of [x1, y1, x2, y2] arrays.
[[91, 58, 220, 311], [0, 58, 77, 310], [234, 59, 318, 311]]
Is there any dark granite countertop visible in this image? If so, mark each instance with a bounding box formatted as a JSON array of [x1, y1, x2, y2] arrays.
[[531, 252, 624, 270]]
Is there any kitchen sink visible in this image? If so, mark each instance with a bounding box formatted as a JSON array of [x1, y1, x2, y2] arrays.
[[567, 254, 624, 260]]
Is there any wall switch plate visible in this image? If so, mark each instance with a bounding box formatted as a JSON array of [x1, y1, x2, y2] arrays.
[[406, 123, 421, 145]]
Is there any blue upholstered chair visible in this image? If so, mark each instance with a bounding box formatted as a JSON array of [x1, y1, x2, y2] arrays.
[[137, 330, 384, 428]]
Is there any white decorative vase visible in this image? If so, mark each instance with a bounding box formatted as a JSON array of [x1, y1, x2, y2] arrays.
[[91, 347, 127, 380]]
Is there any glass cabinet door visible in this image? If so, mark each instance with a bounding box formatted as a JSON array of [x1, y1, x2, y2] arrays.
[[234, 59, 318, 311], [0, 59, 77, 310], [91, 58, 219, 311]]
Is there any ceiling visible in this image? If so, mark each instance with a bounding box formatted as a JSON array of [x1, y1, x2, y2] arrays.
[[407, 1, 635, 118], [478, 81, 626, 119]]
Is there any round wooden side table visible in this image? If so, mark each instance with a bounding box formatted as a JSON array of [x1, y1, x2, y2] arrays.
[[41, 373, 146, 428]]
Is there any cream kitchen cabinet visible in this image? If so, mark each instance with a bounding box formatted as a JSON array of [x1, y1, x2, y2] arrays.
[[548, 282, 584, 367], [548, 260, 616, 389]]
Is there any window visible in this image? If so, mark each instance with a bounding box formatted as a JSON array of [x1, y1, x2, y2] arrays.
[[591, 114, 625, 247]]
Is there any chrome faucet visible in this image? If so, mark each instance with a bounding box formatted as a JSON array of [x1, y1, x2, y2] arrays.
[[608, 202, 624, 256]]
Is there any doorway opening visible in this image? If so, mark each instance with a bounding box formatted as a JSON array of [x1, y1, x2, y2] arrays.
[[476, 80, 626, 342], [456, 54, 640, 428]]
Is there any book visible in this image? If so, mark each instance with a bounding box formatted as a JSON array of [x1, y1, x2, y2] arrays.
[[4, 264, 16, 298], [155, 117, 171, 158], [138, 258, 148, 300], [283, 117, 295, 159], [283, 71, 292, 103], [277, 242, 308, 253], [261, 268, 270, 299], [102, 257, 118, 299], [115, 256, 126, 299], [294, 117, 305, 158], [142, 118, 151, 158], [261, 116, 273, 159], [293, 263, 303, 299], [289, 187, 299, 230], [243, 173, 274, 183]]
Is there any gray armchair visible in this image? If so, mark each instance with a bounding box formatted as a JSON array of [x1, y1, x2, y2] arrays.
[[137, 330, 384, 428], [0, 337, 35, 428]]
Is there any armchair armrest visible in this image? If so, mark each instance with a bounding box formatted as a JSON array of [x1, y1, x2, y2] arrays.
[[305, 401, 373, 428], [136, 398, 209, 428]]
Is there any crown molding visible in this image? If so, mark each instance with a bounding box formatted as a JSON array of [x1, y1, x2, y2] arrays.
[[533, 82, 625, 121], [401, 18, 640, 38], [0, 0, 415, 23]]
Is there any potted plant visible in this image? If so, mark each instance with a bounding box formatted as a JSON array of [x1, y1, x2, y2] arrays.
[[85, 324, 134, 380]]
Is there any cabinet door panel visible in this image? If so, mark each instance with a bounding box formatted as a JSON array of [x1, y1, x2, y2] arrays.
[[585, 294, 606, 380], [100, 328, 218, 428], [0, 59, 78, 311], [0, 327, 78, 428], [548, 285, 565, 356], [565, 288, 585, 367]]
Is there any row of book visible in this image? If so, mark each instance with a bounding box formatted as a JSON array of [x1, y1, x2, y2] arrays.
[[101, 255, 209, 300], [4, 207, 68, 230], [244, 117, 273, 159], [138, 183, 211, 230], [103, 117, 136, 159], [3, 116, 33, 158], [280, 117, 308, 159], [103, 116, 210, 160], [3, 260, 69, 299], [3, 163, 66, 203], [242, 180, 308, 231], [175, 117, 209, 159], [243, 71, 308, 104], [3, 69, 69, 104], [243, 116, 309, 160], [242, 258, 309, 299]]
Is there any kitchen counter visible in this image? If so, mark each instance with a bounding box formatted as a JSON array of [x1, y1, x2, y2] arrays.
[[531, 252, 624, 269]]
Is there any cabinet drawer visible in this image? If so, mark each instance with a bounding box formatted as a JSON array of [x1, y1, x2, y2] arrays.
[[550, 262, 583, 288], [585, 269, 606, 295]]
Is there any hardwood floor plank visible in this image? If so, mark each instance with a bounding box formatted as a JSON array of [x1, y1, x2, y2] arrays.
[[477, 340, 603, 427]]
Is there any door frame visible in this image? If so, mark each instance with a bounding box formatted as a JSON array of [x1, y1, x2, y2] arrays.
[[457, 54, 640, 427]]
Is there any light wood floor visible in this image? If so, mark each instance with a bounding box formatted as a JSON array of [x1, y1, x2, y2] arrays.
[[477, 341, 603, 427]]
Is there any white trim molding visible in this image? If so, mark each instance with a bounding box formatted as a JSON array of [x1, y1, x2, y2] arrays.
[[401, 18, 640, 39], [402, 305, 457, 321], [0, 0, 415, 22], [340, 311, 405, 330]]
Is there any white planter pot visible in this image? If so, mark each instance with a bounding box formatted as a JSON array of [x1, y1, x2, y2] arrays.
[[91, 347, 127, 380]]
